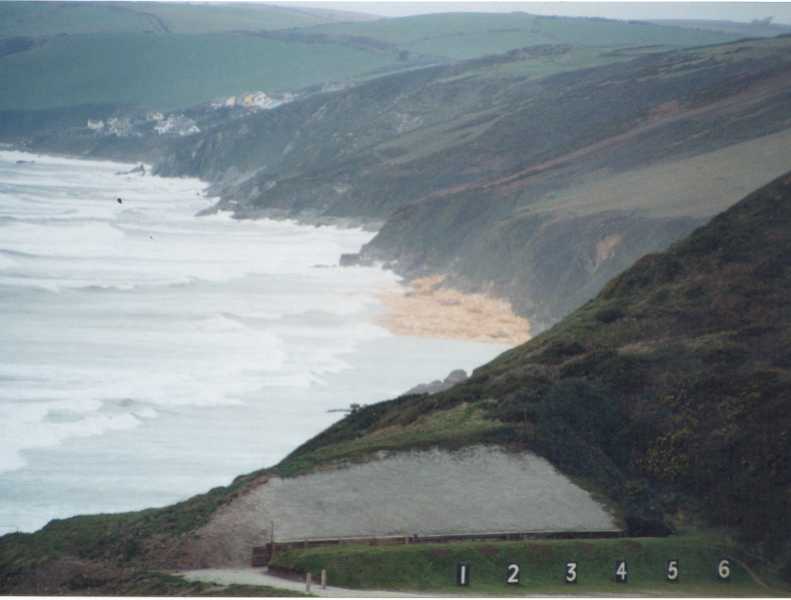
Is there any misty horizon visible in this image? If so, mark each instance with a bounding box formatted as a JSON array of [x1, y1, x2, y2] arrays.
[[269, 1, 791, 26]]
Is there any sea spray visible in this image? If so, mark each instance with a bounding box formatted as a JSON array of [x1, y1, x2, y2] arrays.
[[0, 151, 507, 534]]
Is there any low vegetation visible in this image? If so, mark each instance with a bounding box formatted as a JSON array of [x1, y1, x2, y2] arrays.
[[270, 534, 784, 595], [0, 468, 270, 591], [277, 402, 507, 477]]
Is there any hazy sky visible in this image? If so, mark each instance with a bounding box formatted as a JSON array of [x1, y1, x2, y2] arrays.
[[272, 2, 791, 25]]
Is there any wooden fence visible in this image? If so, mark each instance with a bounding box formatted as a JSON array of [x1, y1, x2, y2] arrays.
[[252, 529, 624, 566]]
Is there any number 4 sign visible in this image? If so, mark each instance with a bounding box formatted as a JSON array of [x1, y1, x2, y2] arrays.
[[614, 560, 628, 583]]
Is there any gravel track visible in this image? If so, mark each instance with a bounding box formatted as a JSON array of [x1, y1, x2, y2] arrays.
[[179, 568, 419, 597]]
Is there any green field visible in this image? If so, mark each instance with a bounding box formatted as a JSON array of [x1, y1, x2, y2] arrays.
[[0, 7, 743, 111], [0, 1, 368, 36], [301, 12, 738, 60], [0, 32, 399, 111], [270, 535, 787, 595]]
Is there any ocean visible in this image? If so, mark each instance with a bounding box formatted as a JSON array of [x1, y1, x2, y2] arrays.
[[0, 151, 508, 535]]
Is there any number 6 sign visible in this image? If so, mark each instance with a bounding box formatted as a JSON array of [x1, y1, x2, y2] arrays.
[[717, 559, 731, 581]]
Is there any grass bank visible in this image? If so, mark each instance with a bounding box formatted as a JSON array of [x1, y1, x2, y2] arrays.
[[270, 534, 788, 595]]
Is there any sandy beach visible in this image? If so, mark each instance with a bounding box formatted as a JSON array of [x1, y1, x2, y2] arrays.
[[378, 275, 531, 345]]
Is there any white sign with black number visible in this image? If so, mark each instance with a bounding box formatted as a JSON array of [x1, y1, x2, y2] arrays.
[[565, 561, 578, 584], [615, 560, 628, 583], [506, 563, 520, 585], [666, 559, 679, 582], [717, 559, 731, 581]]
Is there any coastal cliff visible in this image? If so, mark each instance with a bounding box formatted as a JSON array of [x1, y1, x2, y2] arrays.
[[3, 171, 791, 593]]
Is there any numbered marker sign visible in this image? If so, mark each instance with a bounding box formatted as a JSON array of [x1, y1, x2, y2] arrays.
[[506, 563, 520, 585], [456, 562, 470, 586], [717, 559, 731, 581], [614, 560, 628, 583], [565, 561, 578, 584], [666, 559, 679, 582]]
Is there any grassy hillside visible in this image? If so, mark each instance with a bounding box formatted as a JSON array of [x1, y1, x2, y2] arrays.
[[149, 36, 791, 330], [300, 12, 738, 60], [0, 9, 740, 111], [0, 468, 276, 593], [160, 36, 791, 193], [0, 32, 401, 111], [279, 171, 791, 578], [0, 1, 371, 36], [650, 18, 791, 38]]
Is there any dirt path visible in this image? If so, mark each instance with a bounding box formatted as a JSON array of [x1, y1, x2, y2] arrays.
[[178, 568, 655, 597], [178, 568, 420, 597], [732, 557, 771, 590]]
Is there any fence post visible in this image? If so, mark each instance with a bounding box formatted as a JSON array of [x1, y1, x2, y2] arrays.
[[269, 521, 276, 563], [305, 572, 312, 593], [321, 569, 327, 590]]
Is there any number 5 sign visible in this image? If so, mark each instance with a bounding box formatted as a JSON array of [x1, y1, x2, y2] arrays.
[[666, 559, 679, 582]]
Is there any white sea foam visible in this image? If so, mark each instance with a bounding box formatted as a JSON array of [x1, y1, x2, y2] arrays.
[[0, 151, 508, 534]]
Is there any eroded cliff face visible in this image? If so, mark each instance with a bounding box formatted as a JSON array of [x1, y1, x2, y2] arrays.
[[363, 199, 707, 331]]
